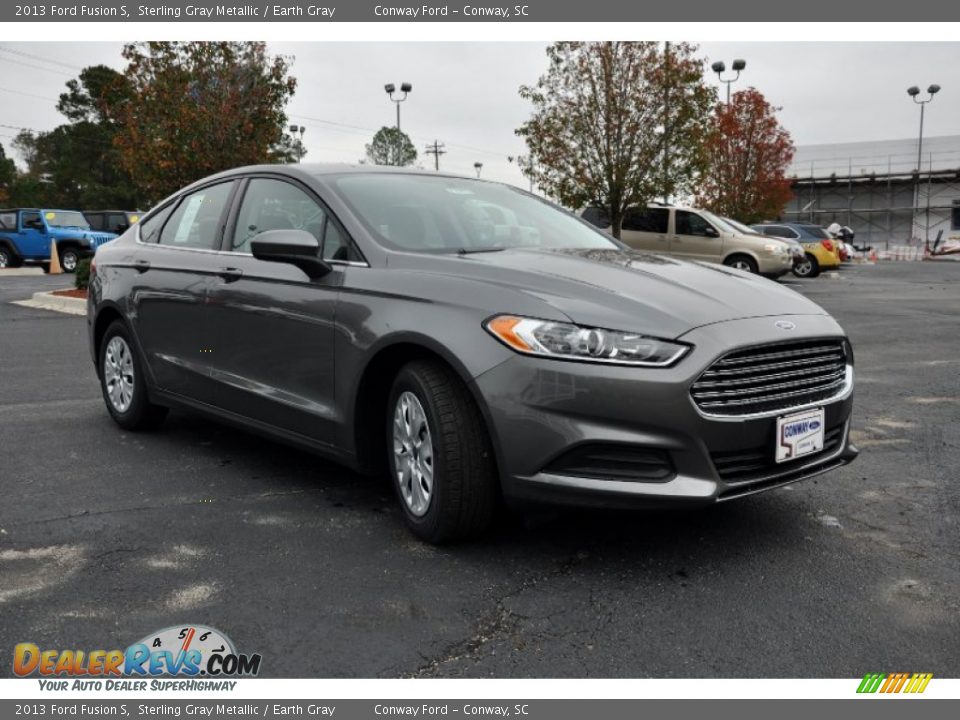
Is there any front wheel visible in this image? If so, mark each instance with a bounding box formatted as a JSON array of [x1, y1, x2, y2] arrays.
[[793, 253, 820, 278], [387, 359, 498, 543], [723, 255, 759, 274], [60, 247, 80, 273], [99, 320, 168, 431]]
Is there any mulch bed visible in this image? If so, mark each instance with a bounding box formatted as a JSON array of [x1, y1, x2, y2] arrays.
[[51, 288, 88, 299]]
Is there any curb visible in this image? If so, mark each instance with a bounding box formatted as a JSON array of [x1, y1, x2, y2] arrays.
[[0, 268, 45, 277], [11, 290, 86, 316]]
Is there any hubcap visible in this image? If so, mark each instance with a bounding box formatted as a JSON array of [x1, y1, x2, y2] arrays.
[[796, 261, 812, 276], [103, 336, 135, 413], [732, 260, 751, 271], [62, 252, 78, 271], [392, 391, 434, 517], [0, 251, 8, 268]]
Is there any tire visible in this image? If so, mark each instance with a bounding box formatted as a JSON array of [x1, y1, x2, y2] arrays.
[[387, 359, 498, 543], [792, 253, 820, 278], [723, 255, 759, 274], [0, 246, 15, 269], [60, 247, 80, 273], [99, 320, 168, 431]]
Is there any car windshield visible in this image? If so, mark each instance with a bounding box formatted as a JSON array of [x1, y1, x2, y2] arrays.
[[698, 209, 740, 234], [801, 225, 830, 239], [721, 216, 762, 236], [45, 211, 90, 229], [330, 173, 618, 254]]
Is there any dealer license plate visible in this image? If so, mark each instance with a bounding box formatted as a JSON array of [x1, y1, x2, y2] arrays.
[[775, 408, 825, 463]]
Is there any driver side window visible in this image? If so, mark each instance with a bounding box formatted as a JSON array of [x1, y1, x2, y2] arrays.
[[22, 212, 43, 231], [231, 178, 326, 254], [676, 210, 715, 238]]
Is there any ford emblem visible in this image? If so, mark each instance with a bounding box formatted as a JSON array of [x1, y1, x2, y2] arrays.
[[775, 320, 796, 330]]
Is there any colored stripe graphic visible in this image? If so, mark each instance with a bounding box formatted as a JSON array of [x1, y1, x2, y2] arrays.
[[857, 672, 932, 694]]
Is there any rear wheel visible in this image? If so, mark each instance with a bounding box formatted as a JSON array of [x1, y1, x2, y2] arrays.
[[60, 247, 80, 273], [793, 253, 820, 278], [724, 254, 759, 274], [0, 246, 23, 269], [387, 359, 498, 543], [99, 320, 168, 431]]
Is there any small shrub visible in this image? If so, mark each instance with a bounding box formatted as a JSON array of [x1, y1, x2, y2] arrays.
[[75, 257, 91, 290]]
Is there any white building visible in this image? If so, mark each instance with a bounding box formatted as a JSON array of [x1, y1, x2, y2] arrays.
[[782, 135, 960, 249]]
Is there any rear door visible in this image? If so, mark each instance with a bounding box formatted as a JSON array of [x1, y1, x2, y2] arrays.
[[204, 175, 344, 445], [619, 207, 670, 251], [671, 210, 722, 261], [129, 180, 237, 405]]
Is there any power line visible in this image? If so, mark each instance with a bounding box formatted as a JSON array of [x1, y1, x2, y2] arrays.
[[0, 86, 59, 103], [0, 45, 84, 72], [0, 55, 75, 77]]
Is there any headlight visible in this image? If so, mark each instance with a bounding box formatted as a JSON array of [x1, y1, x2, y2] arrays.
[[484, 315, 690, 367], [764, 243, 786, 255]]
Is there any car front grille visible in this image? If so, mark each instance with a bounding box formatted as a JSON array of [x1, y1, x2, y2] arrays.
[[691, 339, 849, 416], [710, 421, 846, 485]]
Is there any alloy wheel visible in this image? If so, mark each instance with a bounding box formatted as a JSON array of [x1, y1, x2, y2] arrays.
[[794, 260, 813, 277], [392, 391, 434, 517], [0, 250, 8, 268], [104, 336, 135, 413], [61, 251, 78, 272]]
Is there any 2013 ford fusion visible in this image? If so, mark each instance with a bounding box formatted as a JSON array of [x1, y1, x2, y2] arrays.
[[87, 165, 858, 542]]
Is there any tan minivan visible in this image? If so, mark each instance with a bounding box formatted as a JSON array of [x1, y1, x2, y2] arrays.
[[581, 204, 794, 278]]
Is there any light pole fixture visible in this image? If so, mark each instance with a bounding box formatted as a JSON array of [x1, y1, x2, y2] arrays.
[[474, 162, 483, 178], [711, 58, 746, 104], [907, 84, 941, 247], [385, 82, 413, 165], [289, 124, 306, 163]]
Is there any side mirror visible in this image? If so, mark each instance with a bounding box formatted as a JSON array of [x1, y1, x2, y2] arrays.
[[704, 225, 720, 238], [251, 229, 332, 279]]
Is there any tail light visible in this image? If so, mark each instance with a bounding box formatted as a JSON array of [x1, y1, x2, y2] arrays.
[[821, 239, 834, 251]]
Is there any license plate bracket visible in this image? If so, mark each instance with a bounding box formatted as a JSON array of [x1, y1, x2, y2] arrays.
[[776, 408, 825, 463]]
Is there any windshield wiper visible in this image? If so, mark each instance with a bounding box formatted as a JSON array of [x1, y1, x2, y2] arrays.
[[457, 246, 508, 255]]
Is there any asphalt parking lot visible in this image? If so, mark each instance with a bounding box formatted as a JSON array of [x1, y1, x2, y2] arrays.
[[0, 262, 958, 678]]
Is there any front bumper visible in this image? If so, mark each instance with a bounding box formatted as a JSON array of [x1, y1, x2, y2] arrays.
[[474, 314, 857, 509]]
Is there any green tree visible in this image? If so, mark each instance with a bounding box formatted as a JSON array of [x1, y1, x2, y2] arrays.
[[114, 42, 298, 203], [696, 88, 795, 224], [365, 126, 417, 167], [517, 42, 715, 238], [0, 142, 16, 203], [5, 65, 139, 209]]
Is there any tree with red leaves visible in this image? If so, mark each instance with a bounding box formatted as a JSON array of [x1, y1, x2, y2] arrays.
[[113, 42, 298, 204], [697, 88, 795, 225]]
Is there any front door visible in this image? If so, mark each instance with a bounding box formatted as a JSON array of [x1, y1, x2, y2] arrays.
[[19, 211, 48, 259], [671, 210, 722, 262], [204, 176, 342, 446]]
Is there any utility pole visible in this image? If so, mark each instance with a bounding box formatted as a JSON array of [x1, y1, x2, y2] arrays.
[[425, 140, 446, 171], [662, 41, 671, 204]]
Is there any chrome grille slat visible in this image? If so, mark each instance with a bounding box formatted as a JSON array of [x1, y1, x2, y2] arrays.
[[692, 339, 848, 416]]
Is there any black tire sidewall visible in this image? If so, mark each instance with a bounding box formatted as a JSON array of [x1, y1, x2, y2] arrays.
[[386, 367, 448, 539], [0, 247, 9, 268]]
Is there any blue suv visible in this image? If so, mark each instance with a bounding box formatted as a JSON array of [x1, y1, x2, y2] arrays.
[[0, 208, 118, 272]]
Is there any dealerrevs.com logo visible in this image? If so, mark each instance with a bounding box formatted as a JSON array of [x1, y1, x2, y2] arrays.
[[14, 625, 261, 688]]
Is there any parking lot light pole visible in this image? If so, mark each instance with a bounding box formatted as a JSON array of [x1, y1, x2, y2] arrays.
[[907, 84, 940, 247], [385, 82, 413, 165], [712, 59, 746, 104], [474, 162, 483, 178], [289, 124, 306, 163]]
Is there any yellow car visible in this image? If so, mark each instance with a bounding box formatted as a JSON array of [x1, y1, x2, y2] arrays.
[[751, 222, 842, 278]]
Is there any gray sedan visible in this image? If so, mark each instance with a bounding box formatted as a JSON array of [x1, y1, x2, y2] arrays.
[[87, 165, 858, 542]]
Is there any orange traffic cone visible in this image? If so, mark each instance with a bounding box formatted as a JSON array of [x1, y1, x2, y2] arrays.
[[48, 240, 62, 275]]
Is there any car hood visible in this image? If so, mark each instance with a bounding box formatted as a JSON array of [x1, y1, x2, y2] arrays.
[[424, 247, 829, 339]]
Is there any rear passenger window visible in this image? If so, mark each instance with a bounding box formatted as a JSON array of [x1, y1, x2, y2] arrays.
[[0, 212, 15, 230], [623, 207, 669, 233], [159, 182, 234, 250], [138, 204, 176, 244]]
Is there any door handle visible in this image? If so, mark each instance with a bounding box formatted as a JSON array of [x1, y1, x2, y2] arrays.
[[133, 259, 150, 273], [217, 267, 243, 282]]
